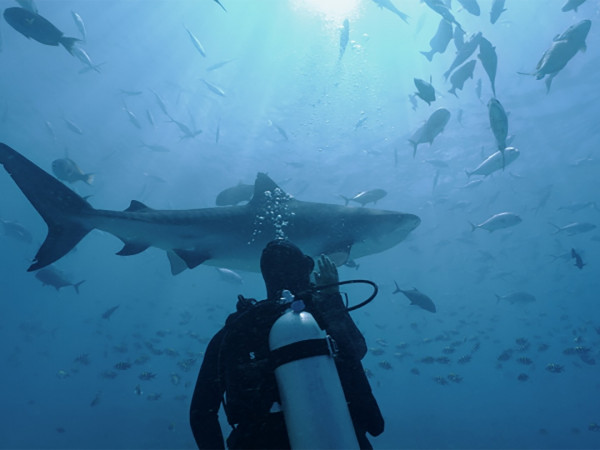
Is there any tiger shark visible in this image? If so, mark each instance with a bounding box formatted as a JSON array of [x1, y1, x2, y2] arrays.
[[0, 143, 420, 273]]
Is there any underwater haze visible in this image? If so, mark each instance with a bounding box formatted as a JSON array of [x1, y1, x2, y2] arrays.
[[1, 0, 600, 448]]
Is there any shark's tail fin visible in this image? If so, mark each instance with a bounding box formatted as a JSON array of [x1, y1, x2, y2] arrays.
[[0, 143, 94, 271], [392, 280, 401, 294]]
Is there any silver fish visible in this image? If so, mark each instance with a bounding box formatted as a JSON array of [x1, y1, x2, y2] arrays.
[[465, 147, 519, 177], [470, 212, 522, 232]]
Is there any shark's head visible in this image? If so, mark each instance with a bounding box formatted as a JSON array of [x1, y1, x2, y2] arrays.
[[348, 208, 421, 260]]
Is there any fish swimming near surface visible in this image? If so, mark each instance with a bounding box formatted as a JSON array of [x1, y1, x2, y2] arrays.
[[339, 19, 349, 60], [393, 282, 436, 313], [495, 291, 536, 304], [443, 32, 482, 80], [470, 212, 522, 232], [34, 265, 85, 293], [341, 189, 387, 207], [215, 182, 254, 206], [521, 20, 591, 93], [465, 147, 519, 178], [562, 0, 587, 12], [457, 0, 480, 16], [420, 18, 453, 62], [372, 0, 409, 23], [414, 77, 436, 105], [490, 0, 507, 24], [0, 143, 421, 273], [408, 108, 451, 157], [1, 218, 33, 243], [102, 305, 120, 319], [478, 36, 497, 96], [453, 26, 465, 52], [3, 7, 79, 54], [52, 157, 94, 185], [448, 59, 476, 97]]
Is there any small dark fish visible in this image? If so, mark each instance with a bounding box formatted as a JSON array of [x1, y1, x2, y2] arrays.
[[34, 266, 85, 294], [478, 37, 498, 96], [457, 0, 480, 16], [423, 0, 463, 31], [212, 0, 227, 12], [414, 77, 436, 105], [269, 121, 288, 141], [354, 115, 368, 130], [339, 19, 349, 60], [490, 0, 507, 24], [185, 26, 206, 57], [3, 7, 79, 54], [443, 32, 482, 80], [139, 371, 156, 380], [52, 158, 94, 185], [448, 60, 476, 97], [341, 189, 387, 206], [372, 0, 409, 23], [0, 218, 33, 243], [392, 282, 436, 313], [63, 118, 83, 135], [206, 59, 236, 72], [90, 391, 101, 407], [201, 79, 226, 97], [561, 0, 586, 12], [102, 305, 120, 319], [420, 18, 453, 62], [114, 361, 131, 370], [408, 108, 451, 157], [216, 182, 254, 206], [571, 248, 585, 269]]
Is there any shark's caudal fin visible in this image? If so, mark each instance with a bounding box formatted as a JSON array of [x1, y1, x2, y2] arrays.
[[0, 143, 94, 271]]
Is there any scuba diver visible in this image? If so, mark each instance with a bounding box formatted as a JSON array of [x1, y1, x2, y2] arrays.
[[189, 239, 384, 449]]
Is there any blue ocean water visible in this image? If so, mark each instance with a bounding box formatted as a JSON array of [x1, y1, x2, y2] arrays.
[[1, 0, 600, 448]]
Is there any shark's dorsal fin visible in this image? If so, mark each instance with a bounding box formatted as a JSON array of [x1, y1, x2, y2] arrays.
[[248, 173, 288, 207], [125, 200, 153, 212]]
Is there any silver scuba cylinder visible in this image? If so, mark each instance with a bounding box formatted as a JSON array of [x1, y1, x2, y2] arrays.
[[268, 290, 359, 449]]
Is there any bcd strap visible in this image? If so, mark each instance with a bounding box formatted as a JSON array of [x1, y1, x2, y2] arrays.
[[270, 338, 332, 370]]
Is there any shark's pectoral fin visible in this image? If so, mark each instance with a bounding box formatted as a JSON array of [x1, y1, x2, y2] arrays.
[[167, 251, 188, 275], [117, 242, 150, 256], [173, 248, 211, 269], [323, 242, 353, 267]]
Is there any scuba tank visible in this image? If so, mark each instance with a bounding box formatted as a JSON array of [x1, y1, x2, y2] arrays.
[[268, 290, 359, 449]]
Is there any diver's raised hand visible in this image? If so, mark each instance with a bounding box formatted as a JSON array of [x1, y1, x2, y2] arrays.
[[313, 254, 339, 294]]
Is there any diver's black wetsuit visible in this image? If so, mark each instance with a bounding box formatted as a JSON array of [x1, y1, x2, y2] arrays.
[[189, 240, 384, 449]]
